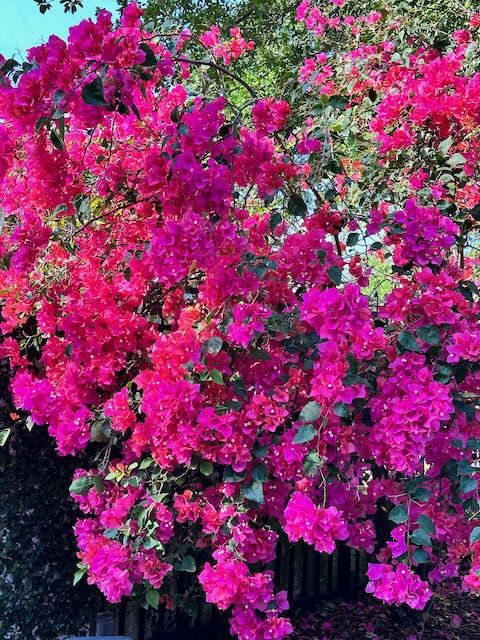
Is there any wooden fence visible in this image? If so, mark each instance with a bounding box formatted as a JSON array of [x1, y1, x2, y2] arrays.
[[114, 539, 368, 640]]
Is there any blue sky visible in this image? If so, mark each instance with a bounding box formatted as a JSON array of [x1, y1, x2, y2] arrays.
[[0, 0, 120, 59]]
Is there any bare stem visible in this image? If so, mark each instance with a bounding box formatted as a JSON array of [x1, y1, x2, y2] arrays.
[[171, 56, 258, 99]]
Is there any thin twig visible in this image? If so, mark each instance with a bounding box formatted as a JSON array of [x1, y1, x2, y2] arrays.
[[72, 196, 156, 236], [171, 56, 258, 99]]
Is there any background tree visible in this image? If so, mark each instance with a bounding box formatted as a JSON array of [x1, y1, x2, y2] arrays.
[[114, 0, 474, 98], [33, 0, 86, 13]]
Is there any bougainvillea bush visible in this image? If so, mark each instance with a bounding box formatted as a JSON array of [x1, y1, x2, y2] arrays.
[[1, 1, 480, 638]]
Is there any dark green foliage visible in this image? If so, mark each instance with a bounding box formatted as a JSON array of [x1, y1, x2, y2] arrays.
[[124, 0, 303, 98], [117, 0, 471, 103], [0, 368, 102, 639], [33, 0, 85, 12]]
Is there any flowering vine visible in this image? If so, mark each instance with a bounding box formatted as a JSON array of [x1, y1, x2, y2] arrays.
[[0, 1, 480, 639]]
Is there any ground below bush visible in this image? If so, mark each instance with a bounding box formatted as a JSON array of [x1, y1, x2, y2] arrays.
[[292, 589, 480, 640]]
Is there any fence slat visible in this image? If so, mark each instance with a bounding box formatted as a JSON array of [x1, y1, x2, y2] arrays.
[[327, 552, 334, 597], [337, 542, 351, 599], [137, 606, 146, 640]]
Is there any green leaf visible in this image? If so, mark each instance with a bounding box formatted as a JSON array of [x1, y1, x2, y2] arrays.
[[1, 58, 19, 73], [269, 211, 282, 231], [50, 128, 64, 150], [253, 445, 268, 458], [252, 462, 269, 482], [53, 89, 65, 106], [327, 160, 342, 174], [180, 555, 196, 572], [53, 108, 64, 125], [210, 369, 224, 385], [454, 399, 475, 422], [412, 487, 431, 502], [442, 460, 458, 480], [73, 564, 87, 586], [447, 152, 466, 167], [81, 77, 108, 107], [140, 457, 153, 470], [203, 336, 223, 356], [299, 400, 321, 423], [413, 548, 429, 564], [329, 95, 349, 110], [199, 461, 214, 476], [223, 466, 246, 483], [458, 460, 475, 475], [416, 325, 440, 345], [146, 589, 160, 609], [69, 475, 96, 495], [35, 116, 49, 133], [460, 476, 477, 494], [463, 497, 478, 512], [90, 419, 108, 443], [177, 122, 189, 136], [73, 193, 89, 214], [343, 373, 368, 387], [287, 193, 307, 217], [389, 504, 408, 524], [398, 331, 420, 352], [139, 42, 157, 67], [438, 136, 453, 156], [417, 515, 436, 535], [470, 526, 480, 545], [346, 232, 360, 247], [327, 266, 342, 286], [0, 428, 11, 447], [411, 528, 432, 546], [170, 105, 181, 123], [303, 451, 322, 477], [143, 536, 162, 550], [333, 402, 350, 418], [293, 424, 316, 444], [435, 364, 452, 384], [242, 480, 264, 504], [131, 103, 141, 120]]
